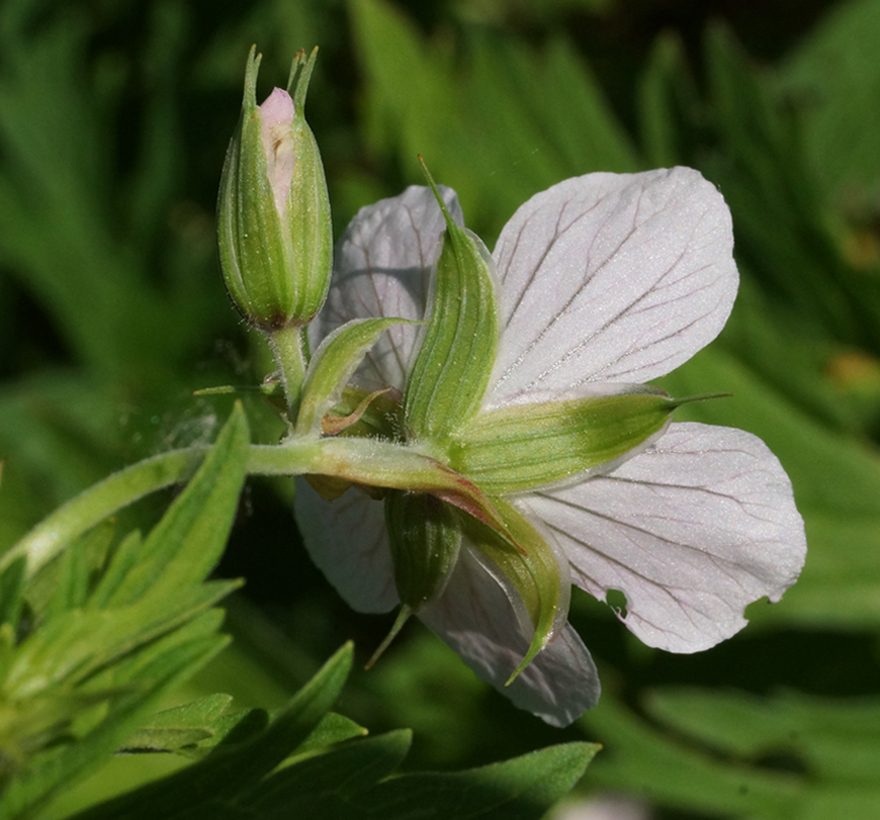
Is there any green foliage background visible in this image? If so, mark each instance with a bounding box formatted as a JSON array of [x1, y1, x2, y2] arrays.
[[2, 0, 880, 817]]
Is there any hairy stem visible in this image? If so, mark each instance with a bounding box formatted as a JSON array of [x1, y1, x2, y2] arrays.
[[2, 436, 503, 581]]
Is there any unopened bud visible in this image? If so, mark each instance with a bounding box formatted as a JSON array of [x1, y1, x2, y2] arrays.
[[218, 46, 332, 331], [385, 491, 461, 611]]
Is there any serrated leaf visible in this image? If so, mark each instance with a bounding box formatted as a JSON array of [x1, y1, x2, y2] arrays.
[[294, 712, 368, 758], [120, 694, 235, 754], [67, 643, 354, 820], [0, 632, 227, 820], [249, 730, 412, 811], [5, 583, 236, 698]]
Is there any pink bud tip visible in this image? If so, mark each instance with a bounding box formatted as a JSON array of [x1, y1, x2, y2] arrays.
[[259, 87, 295, 126], [259, 88, 296, 217]]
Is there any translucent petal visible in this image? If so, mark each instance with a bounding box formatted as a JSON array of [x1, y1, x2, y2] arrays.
[[529, 423, 807, 653], [293, 478, 399, 613], [419, 545, 600, 727], [489, 167, 737, 401], [311, 185, 463, 391]]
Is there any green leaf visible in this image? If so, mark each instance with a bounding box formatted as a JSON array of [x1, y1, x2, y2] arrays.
[[293, 712, 368, 757], [779, 0, 880, 209], [583, 693, 800, 818], [647, 688, 880, 783], [450, 388, 678, 494], [637, 31, 701, 167], [103, 404, 249, 605], [120, 694, 235, 755], [248, 730, 412, 812], [585, 686, 880, 819], [86, 530, 143, 611], [67, 643, 354, 820], [0, 554, 26, 629], [701, 23, 880, 350], [0, 632, 227, 819], [4, 584, 236, 699], [464, 33, 637, 187], [26, 519, 114, 622], [404, 178, 498, 442], [353, 741, 598, 820], [0, 406, 251, 814]]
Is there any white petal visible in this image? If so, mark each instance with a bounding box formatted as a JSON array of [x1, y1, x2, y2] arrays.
[[293, 478, 399, 613], [310, 185, 463, 391], [489, 168, 737, 402], [419, 545, 600, 727], [529, 423, 807, 653]]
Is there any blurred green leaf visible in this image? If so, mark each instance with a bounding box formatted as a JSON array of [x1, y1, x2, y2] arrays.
[[583, 692, 800, 818], [0, 556, 26, 630], [648, 688, 880, 783], [779, 0, 880, 214], [0, 624, 228, 820], [350, 0, 637, 238], [701, 23, 880, 351], [584, 686, 880, 819], [637, 30, 703, 168]]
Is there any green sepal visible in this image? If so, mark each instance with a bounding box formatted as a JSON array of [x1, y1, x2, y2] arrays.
[[296, 317, 417, 436], [385, 491, 462, 611], [461, 497, 568, 684], [450, 387, 679, 494], [404, 163, 498, 442], [283, 46, 333, 325]]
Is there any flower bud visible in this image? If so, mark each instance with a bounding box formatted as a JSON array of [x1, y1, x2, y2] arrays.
[[218, 46, 332, 331], [385, 490, 461, 612]]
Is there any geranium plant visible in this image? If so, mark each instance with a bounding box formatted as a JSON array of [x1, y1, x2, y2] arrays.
[[0, 44, 807, 818]]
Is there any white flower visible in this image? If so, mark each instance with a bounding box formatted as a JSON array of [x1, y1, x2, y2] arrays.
[[294, 169, 807, 726]]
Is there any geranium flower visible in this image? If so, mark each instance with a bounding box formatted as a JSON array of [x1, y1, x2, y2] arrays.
[[294, 168, 807, 727]]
